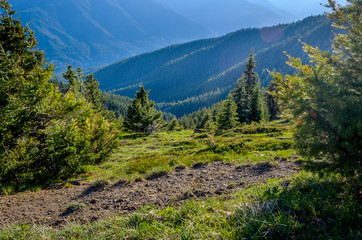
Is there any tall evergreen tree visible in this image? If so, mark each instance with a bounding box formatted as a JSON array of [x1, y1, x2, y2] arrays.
[[233, 49, 262, 123], [243, 49, 259, 95], [84, 74, 103, 111], [125, 86, 163, 133], [63, 65, 77, 92], [249, 80, 263, 123], [266, 80, 280, 120], [217, 93, 238, 130], [232, 77, 250, 123]]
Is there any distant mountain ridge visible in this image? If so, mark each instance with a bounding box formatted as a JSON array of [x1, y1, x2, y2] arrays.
[[155, 0, 295, 35], [92, 15, 335, 116], [12, 0, 215, 69]]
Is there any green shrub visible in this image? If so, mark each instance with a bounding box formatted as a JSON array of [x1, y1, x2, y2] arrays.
[[126, 156, 168, 174], [271, 0, 361, 175]]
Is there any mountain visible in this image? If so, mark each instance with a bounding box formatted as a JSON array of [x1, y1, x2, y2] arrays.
[[269, 0, 347, 19], [12, 0, 214, 69], [155, 0, 295, 35], [93, 15, 336, 116]]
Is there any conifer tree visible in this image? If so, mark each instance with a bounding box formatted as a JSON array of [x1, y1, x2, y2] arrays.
[[233, 49, 262, 123], [168, 118, 182, 131], [0, 0, 54, 157], [232, 77, 250, 123], [84, 74, 103, 111], [125, 86, 162, 133], [266, 80, 280, 120], [217, 93, 238, 130], [271, 0, 361, 174], [243, 49, 259, 95], [63, 65, 77, 91], [0, 0, 119, 186], [249, 80, 263, 123]]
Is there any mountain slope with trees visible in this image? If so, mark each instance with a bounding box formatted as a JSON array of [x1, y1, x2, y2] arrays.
[[93, 15, 336, 116], [12, 0, 214, 69]]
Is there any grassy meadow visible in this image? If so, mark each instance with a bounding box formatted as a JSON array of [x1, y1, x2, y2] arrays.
[[80, 121, 294, 184], [0, 120, 360, 239]]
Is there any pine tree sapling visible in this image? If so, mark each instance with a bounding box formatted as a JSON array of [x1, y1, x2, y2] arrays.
[[125, 86, 163, 133], [217, 93, 238, 130]]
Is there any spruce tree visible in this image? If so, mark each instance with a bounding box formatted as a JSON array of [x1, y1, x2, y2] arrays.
[[63, 65, 77, 92], [232, 77, 250, 123], [249, 80, 263, 123], [217, 93, 238, 130], [233, 49, 261, 123], [243, 49, 259, 95], [168, 118, 182, 131], [84, 74, 103, 111], [125, 86, 162, 133], [266, 80, 279, 120]]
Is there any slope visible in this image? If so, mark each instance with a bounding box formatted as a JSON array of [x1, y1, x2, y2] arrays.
[[155, 0, 295, 35], [93, 15, 335, 116], [12, 0, 214, 69]]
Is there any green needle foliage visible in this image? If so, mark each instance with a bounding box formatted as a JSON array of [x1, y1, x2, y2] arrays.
[[0, 0, 119, 188], [271, 0, 361, 175], [233, 49, 264, 124], [125, 86, 163, 134], [217, 93, 238, 130], [249, 80, 263, 123]]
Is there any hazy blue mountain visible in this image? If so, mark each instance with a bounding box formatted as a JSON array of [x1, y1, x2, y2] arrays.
[[93, 15, 335, 116], [155, 0, 295, 34], [12, 0, 215, 69], [269, 0, 347, 19]]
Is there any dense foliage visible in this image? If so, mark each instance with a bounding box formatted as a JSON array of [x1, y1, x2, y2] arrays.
[[0, 0, 119, 188], [125, 87, 164, 133], [179, 102, 223, 129], [217, 94, 238, 130], [272, 0, 361, 175], [232, 50, 264, 123]]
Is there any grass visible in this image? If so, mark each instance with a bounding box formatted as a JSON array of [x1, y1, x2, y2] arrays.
[[1, 171, 360, 239], [1, 120, 359, 239], [81, 120, 297, 184], [66, 202, 86, 212]]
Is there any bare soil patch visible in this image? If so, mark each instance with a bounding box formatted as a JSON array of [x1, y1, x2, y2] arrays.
[[0, 160, 301, 228]]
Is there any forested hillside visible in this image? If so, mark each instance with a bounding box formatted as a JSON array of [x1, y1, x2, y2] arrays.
[[12, 0, 214, 69], [94, 15, 335, 116]]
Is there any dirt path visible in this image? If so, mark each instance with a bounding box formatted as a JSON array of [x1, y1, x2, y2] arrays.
[[0, 160, 301, 228]]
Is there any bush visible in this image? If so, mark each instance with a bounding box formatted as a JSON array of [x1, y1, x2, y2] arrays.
[[271, 0, 361, 175], [0, 1, 119, 188]]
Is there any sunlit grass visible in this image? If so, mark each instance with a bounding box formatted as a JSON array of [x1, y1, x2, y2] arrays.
[[2, 171, 360, 239], [81, 121, 297, 183]]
